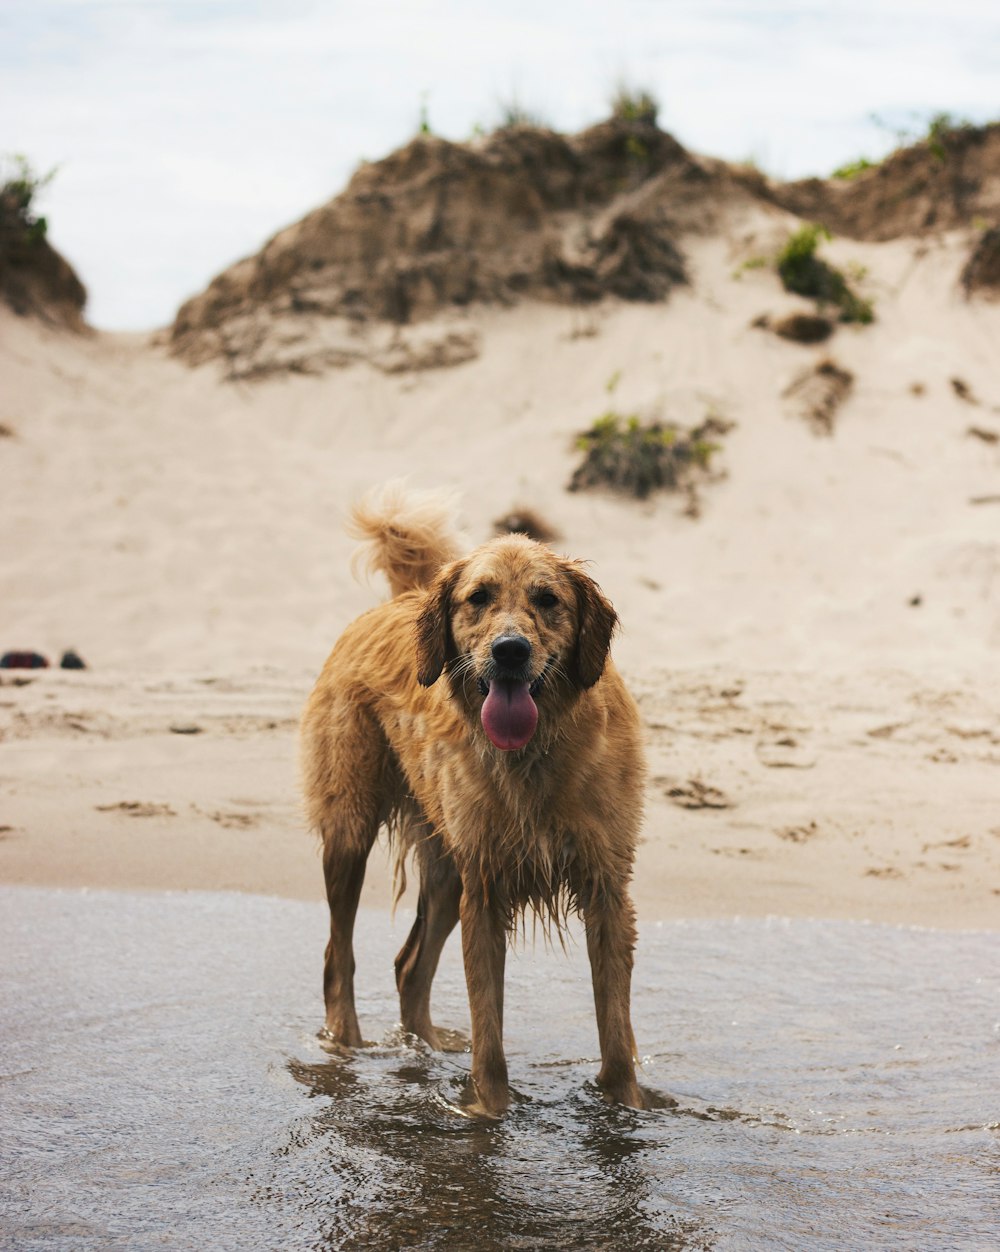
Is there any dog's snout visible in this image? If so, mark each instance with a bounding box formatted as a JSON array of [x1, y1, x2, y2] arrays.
[[491, 634, 532, 669]]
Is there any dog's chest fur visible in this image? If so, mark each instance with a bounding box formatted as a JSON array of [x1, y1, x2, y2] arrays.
[[394, 709, 603, 908]]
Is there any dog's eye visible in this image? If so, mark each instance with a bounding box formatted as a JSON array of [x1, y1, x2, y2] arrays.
[[535, 591, 559, 609], [468, 588, 490, 607]]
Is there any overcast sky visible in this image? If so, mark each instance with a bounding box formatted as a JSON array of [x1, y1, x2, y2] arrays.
[[3, 0, 998, 330]]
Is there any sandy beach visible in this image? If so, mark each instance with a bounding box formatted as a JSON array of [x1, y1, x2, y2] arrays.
[[8, 4, 1000, 1230], [3, 192, 999, 929]]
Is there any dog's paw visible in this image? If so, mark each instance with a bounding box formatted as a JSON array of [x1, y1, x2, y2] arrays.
[[317, 1026, 371, 1053], [430, 1026, 471, 1053]]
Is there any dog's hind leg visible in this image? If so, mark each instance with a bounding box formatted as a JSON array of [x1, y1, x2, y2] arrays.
[[320, 832, 374, 1048], [303, 700, 391, 1048], [394, 831, 462, 1049]]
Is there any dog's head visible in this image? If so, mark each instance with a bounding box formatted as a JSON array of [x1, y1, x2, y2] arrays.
[[416, 535, 618, 751]]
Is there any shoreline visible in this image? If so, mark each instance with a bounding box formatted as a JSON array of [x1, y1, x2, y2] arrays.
[[3, 665, 996, 933]]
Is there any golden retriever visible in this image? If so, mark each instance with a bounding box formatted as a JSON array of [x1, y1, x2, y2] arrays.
[[301, 487, 646, 1115]]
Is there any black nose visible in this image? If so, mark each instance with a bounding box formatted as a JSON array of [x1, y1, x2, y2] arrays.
[[491, 634, 532, 668]]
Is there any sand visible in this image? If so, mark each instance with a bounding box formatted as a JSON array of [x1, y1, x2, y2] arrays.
[[2, 213, 999, 929]]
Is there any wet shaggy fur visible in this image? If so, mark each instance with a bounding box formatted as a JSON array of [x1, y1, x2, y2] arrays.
[[301, 486, 647, 1115]]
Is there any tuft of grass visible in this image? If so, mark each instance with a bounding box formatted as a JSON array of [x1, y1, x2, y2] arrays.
[[494, 97, 549, 130], [0, 154, 56, 245], [568, 409, 730, 506], [869, 109, 975, 162], [417, 92, 432, 136], [925, 111, 973, 161], [731, 254, 768, 280], [776, 223, 874, 324], [624, 134, 649, 163], [831, 156, 875, 180], [609, 83, 660, 127]]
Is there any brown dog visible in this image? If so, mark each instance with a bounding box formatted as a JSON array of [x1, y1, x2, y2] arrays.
[[301, 487, 646, 1115]]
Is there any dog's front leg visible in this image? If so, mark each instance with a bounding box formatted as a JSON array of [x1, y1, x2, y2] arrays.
[[459, 888, 509, 1117], [584, 888, 646, 1109]]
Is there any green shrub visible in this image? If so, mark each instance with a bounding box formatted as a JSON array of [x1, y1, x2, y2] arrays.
[[777, 224, 874, 325], [925, 111, 973, 160], [831, 156, 875, 180], [0, 155, 55, 245], [568, 410, 728, 503], [609, 84, 660, 127], [624, 134, 649, 163]]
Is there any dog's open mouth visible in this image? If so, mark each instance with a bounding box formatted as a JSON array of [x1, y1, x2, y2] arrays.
[[480, 678, 538, 751]]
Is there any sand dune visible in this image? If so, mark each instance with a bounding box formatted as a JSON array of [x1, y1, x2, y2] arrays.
[[2, 122, 999, 929]]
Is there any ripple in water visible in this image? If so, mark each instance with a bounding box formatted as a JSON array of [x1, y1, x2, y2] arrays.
[[1, 888, 997, 1250]]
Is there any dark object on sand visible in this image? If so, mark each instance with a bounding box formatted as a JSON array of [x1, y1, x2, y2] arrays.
[[773, 312, 834, 344], [1, 650, 49, 669], [961, 226, 1000, 297], [950, 377, 979, 404], [783, 358, 854, 436], [60, 649, 87, 670], [493, 508, 560, 543]]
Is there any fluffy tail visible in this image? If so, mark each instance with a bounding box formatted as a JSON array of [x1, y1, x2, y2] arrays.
[[348, 482, 462, 598]]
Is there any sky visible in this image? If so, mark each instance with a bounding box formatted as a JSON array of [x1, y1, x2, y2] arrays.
[[3, 0, 999, 330]]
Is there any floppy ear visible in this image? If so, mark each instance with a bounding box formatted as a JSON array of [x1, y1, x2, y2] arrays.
[[566, 564, 619, 689], [415, 561, 463, 686]]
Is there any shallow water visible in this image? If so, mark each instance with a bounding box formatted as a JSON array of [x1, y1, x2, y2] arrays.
[[1, 887, 997, 1251]]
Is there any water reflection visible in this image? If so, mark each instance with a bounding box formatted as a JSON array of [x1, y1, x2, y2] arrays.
[[285, 1051, 695, 1250], [1, 888, 997, 1251]]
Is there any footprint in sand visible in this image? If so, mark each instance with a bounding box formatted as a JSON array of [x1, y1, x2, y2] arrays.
[[776, 822, 819, 843], [207, 811, 259, 830], [662, 778, 733, 809], [755, 736, 816, 769], [96, 801, 177, 818]]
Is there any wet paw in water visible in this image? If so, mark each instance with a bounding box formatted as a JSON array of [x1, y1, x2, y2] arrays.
[[429, 1025, 471, 1053], [580, 1079, 679, 1115], [379, 1024, 470, 1053], [436, 1073, 531, 1121]]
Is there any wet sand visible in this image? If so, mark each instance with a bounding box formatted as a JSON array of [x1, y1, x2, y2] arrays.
[[2, 665, 998, 928]]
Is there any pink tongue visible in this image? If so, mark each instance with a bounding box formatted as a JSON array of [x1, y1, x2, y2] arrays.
[[480, 680, 538, 751]]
